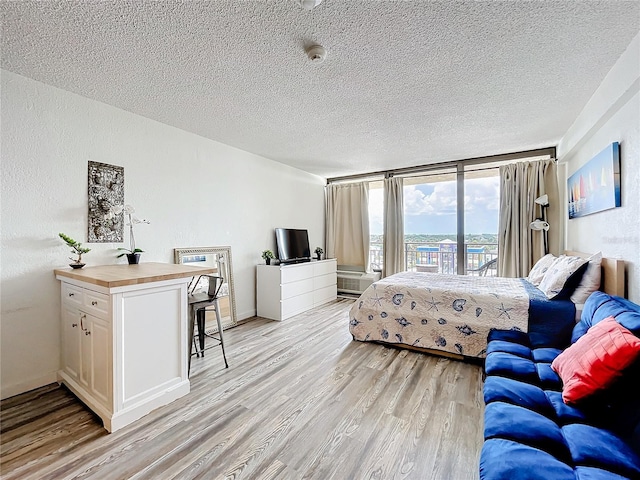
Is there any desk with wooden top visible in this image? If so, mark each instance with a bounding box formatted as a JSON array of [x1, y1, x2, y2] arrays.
[[54, 262, 215, 432]]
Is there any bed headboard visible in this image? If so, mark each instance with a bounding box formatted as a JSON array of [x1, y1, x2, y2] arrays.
[[565, 250, 625, 297]]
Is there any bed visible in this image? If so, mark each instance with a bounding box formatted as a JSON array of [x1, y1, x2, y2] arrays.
[[349, 252, 624, 360]]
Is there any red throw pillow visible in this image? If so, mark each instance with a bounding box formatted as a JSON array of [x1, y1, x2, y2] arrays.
[[551, 316, 640, 404]]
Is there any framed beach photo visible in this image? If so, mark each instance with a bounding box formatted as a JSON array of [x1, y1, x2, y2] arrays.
[[568, 142, 621, 219]]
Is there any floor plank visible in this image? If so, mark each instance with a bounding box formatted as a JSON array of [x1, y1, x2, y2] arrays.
[[0, 299, 484, 479]]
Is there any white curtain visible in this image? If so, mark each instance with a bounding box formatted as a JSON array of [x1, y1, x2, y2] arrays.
[[383, 176, 404, 277], [498, 160, 559, 277], [325, 182, 370, 271]]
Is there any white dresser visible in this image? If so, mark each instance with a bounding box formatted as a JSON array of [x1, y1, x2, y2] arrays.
[[55, 262, 214, 432], [256, 259, 337, 321]]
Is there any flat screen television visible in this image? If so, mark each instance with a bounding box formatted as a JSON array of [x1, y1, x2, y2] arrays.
[[275, 228, 311, 264]]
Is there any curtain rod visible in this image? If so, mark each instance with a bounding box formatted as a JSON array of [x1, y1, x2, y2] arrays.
[[326, 147, 557, 184]]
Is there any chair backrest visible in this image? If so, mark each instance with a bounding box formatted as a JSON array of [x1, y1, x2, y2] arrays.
[[206, 275, 224, 298], [189, 275, 224, 298]]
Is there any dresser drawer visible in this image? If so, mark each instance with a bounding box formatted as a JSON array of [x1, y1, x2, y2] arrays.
[[62, 284, 83, 306], [280, 263, 314, 284], [314, 272, 337, 290], [281, 292, 314, 319], [281, 278, 314, 300], [314, 260, 336, 276], [314, 285, 337, 306], [83, 290, 109, 316]]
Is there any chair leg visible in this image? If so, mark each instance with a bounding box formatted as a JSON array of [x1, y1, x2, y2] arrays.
[[188, 305, 196, 376], [213, 299, 229, 368], [197, 308, 206, 357]]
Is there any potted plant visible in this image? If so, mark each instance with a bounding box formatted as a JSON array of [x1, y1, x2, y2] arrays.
[[314, 246, 323, 260], [262, 249, 275, 265], [59, 233, 91, 269], [111, 205, 149, 264]]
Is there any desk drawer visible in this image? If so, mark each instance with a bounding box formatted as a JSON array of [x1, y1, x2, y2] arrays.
[[62, 284, 83, 307], [84, 291, 109, 317]]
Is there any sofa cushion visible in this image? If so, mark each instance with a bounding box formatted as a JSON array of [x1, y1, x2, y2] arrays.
[[575, 291, 640, 341], [535, 362, 562, 390], [484, 402, 571, 463], [486, 339, 532, 358], [485, 352, 538, 384], [488, 328, 531, 345], [552, 316, 640, 404], [563, 424, 640, 479], [483, 377, 554, 417], [480, 439, 575, 480], [532, 347, 562, 363], [545, 390, 589, 425], [573, 466, 634, 480]]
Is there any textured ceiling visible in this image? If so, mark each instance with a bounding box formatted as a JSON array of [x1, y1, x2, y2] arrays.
[[2, 1, 639, 178]]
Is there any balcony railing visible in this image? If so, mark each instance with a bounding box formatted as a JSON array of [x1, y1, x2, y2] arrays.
[[369, 242, 498, 276]]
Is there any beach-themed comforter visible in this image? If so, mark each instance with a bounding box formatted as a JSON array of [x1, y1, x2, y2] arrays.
[[348, 272, 531, 358]]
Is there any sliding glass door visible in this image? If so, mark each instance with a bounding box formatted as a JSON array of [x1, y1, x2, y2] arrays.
[[403, 170, 458, 274], [463, 166, 500, 276], [361, 150, 553, 275]]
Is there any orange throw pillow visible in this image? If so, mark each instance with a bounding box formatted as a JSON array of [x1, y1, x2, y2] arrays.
[[551, 316, 640, 404]]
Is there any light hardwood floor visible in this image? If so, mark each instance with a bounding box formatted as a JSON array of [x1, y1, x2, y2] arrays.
[[1, 299, 484, 480]]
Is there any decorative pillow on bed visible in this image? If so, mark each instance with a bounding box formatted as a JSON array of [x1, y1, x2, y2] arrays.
[[537, 255, 589, 300], [527, 253, 557, 286], [570, 252, 603, 304], [551, 316, 640, 404]]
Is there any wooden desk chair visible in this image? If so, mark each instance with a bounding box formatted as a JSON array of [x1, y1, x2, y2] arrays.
[[187, 275, 229, 374]]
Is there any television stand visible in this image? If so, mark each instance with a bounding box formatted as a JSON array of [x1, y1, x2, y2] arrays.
[[257, 259, 337, 321]]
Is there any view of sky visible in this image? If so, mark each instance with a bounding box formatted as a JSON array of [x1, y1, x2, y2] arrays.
[[369, 176, 500, 235]]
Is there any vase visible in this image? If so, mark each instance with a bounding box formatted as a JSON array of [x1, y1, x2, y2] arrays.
[[127, 253, 141, 265], [266, 258, 271, 265], [316, 254, 321, 261], [70, 263, 85, 269]]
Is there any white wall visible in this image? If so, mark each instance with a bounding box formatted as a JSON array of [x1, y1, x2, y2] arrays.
[[1, 70, 326, 399], [557, 33, 640, 302]]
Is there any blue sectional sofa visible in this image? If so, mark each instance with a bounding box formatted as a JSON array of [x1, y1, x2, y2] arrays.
[[480, 291, 640, 480]]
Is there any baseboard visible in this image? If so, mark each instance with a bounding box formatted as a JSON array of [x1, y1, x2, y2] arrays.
[[238, 308, 256, 321], [1, 372, 59, 400]]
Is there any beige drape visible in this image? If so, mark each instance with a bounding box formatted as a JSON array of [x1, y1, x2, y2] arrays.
[[383, 176, 404, 277], [498, 160, 559, 277], [325, 182, 370, 271]]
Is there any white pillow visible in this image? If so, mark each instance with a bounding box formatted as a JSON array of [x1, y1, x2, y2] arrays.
[[570, 252, 603, 304], [527, 254, 557, 286], [538, 255, 589, 299]]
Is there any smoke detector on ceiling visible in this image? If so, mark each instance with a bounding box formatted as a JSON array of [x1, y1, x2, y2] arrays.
[[300, 0, 323, 10], [305, 44, 327, 63]]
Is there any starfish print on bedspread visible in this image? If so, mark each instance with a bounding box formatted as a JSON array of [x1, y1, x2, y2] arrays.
[[371, 287, 383, 307], [426, 296, 442, 311], [496, 303, 513, 319]]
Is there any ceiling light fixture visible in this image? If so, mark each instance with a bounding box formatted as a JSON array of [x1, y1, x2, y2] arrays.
[[300, 0, 323, 10], [305, 44, 327, 63]]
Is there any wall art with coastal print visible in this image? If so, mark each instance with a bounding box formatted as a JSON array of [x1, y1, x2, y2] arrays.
[[568, 142, 621, 219], [87, 161, 124, 242]]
